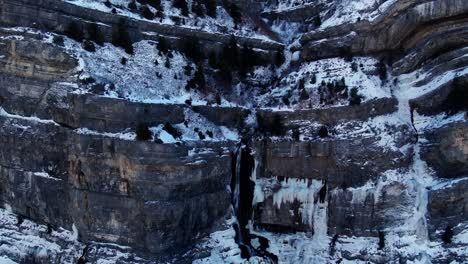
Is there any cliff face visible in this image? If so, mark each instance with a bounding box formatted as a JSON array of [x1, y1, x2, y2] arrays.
[[0, 113, 232, 255], [0, 0, 467, 263]]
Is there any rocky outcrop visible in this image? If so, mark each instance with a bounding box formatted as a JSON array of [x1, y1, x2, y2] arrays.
[[0, 0, 283, 56], [254, 136, 412, 189], [192, 105, 249, 129], [421, 122, 468, 178], [410, 75, 468, 116], [261, 3, 324, 23], [299, 0, 468, 67], [0, 38, 77, 80], [0, 115, 233, 256], [257, 97, 397, 128], [428, 177, 468, 240], [329, 181, 416, 237]]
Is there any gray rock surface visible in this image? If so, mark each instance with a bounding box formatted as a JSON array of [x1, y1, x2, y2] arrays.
[[421, 122, 468, 178]]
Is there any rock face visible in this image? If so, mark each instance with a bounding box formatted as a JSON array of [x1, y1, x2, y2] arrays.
[[428, 177, 468, 240], [0, 38, 77, 80], [299, 0, 468, 66], [421, 122, 468, 178], [0, 0, 467, 263], [0, 0, 283, 59], [0, 30, 240, 261], [254, 134, 412, 189], [251, 119, 415, 234], [0, 115, 232, 256], [257, 97, 398, 128]]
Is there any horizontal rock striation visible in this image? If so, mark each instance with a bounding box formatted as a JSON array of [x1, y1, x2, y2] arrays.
[[251, 120, 415, 233], [261, 3, 324, 23], [427, 177, 468, 243], [257, 97, 398, 128], [299, 0, 468, 68], [421, 122, 468, 178], [328, 181, 416, 237], [0, 0, 284, 58], [0, 114, 233, 256]]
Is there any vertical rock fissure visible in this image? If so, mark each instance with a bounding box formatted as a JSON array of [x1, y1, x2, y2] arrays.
[[231, 143, 278, 263], [409, 104, 419, 142]]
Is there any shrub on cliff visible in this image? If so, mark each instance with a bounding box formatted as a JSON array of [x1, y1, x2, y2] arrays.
[[128, 0, 137, 10], [112, 20, 134, 54], [349, 87, 362, 106], [318, 126, 328, 138], [173, 0, 189, 16], [274, 50, 285, 67], [292, 129, 300, 141], [16, 215, 24, 226], [314, 15, 322, 27], [186, 65, 206, 92], [164, 57, 171, 68], [205, 0, 217, 17], [310, 73, 317, 84], [442, 226, 454, 244], [136, 123, 152, 140], [377, 60, 387, 81], [163, 123, 182, 139], [141, 5, 155, 20], [198, 131, 206, 140], [82, 40, 96, 52], [239, 44, 260, 78], [378, 231, 385, 250], [192, 0, 205, 17], [300, 88, 310, 101], [223, 0, 242, 27], [339, 46, 353, 62], [53, 35, 64, 46], [157, 37, 169, 54], [65, 21, 84, 41]]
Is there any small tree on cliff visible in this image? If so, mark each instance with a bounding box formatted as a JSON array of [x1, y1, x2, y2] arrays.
[[318, 126, 328, 138], [141, 5, 155, 20], [349, 87, 362, 106], [442, 226, 454, 244], [173, 0, 189, 16], [378, 231, 385, 250], [314, 15, 322, 27], [157, 37, 169, 54], [223, 0, 242, 27], [205, 0, 217, 18], [128, 0, 137, 10], [136, 123, 152, 140]]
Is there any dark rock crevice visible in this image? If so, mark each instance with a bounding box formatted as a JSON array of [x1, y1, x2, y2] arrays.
[[230, 143, 278, 263]]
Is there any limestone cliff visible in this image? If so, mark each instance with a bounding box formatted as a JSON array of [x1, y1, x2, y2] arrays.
[[0, 0, 466, 263]]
